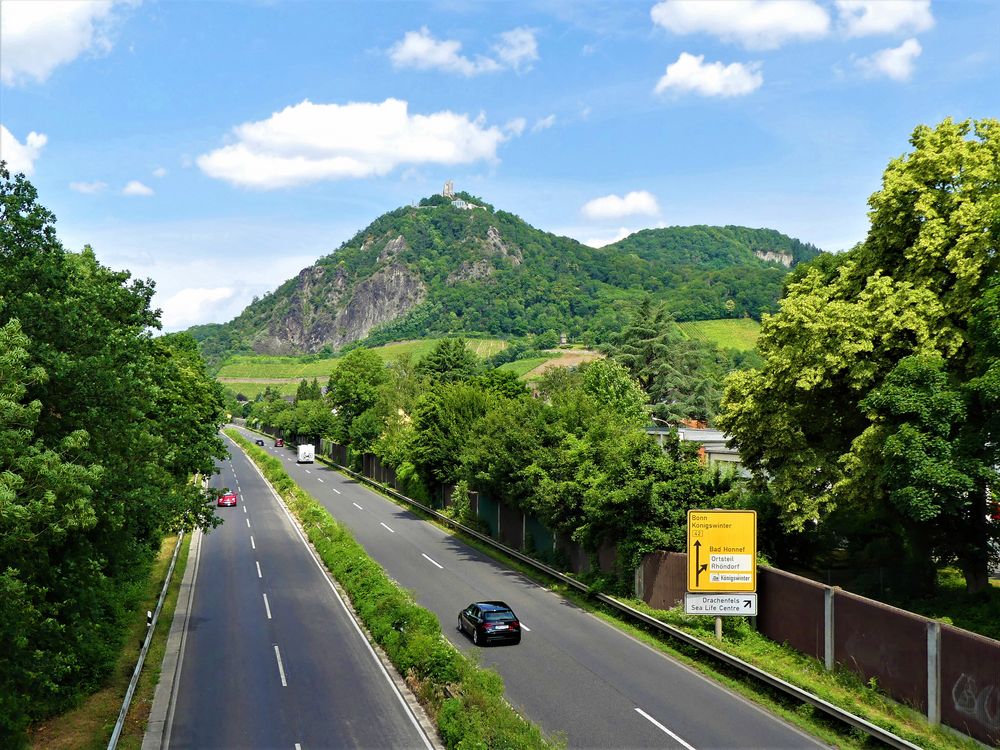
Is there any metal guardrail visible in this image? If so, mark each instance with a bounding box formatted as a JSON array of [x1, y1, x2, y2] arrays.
[[107, 530, 186, 750], [324, 458, 924, 750]]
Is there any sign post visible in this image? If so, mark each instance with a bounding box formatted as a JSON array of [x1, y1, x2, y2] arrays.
[[686, 510, 757, 639]]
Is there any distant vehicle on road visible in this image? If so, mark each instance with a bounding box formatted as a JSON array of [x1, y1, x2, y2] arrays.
[[255, 439, 265, 446], [458, 601, 521, 646], [217, 491, 238, 507], [275, 438, 284, 447], [297, 444, 315, 463]]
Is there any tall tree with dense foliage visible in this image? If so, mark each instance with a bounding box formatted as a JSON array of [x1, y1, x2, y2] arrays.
[[0, 167, 226, 745], [719, 119, 999, 592]]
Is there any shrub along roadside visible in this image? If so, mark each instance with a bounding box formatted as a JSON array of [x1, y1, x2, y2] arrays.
[[225, 429, 559, 750]]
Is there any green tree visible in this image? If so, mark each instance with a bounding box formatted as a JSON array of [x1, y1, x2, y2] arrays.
[[327, 348, 389, 441], [719, 118, 1000, 592], [416, 337, 479, 383]]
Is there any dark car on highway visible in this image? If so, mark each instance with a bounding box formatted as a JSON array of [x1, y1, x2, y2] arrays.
[[255, 439, 265, 446], [458, 601, 521, 646]]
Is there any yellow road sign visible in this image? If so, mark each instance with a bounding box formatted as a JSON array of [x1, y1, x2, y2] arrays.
[[687, 510, 757, 592]]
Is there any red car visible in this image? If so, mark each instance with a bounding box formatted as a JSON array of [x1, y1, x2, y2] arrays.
[[217, 491, 238, 507], [275, 438, 284, 447]]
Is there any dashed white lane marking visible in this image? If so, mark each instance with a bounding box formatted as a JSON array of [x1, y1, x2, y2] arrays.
[[295, 743, 302, 750], [250, 536, 256, 550], [352, 502, 364, 510], [263, 593, 272, 619], [317, 478, 324, 483], [305, 469, 310, 474], [274, 645, 287, 687], [243, 505, 247, 514], [246, 518, 251, 528], [520, 623, 531, 632], [421, 553, 443, 569], [256, 561, 262, 579], [634, 708, 696, 750], [380, 522, 395, 533], [332, 487, 341, 495]]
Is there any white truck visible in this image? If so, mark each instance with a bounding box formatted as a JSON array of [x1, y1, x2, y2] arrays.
[[297, 443, 315, 463]]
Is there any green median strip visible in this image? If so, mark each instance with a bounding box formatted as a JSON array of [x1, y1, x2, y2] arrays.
[[225, 429, 562, 750]]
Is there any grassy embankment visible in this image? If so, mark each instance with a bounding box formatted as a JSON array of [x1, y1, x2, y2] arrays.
[[29, 533, 192, 750], [225, 429, 562, 750]]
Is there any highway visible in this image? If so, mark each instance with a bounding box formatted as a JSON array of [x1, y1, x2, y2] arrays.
[[162, 434, 433, 749], [239, 429, 829, 750]]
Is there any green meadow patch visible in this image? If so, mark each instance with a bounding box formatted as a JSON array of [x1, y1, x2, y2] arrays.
[[678, 319, 761, 351]]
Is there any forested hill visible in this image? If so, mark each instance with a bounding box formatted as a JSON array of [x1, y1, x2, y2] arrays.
[[188, 192, 821, 361]]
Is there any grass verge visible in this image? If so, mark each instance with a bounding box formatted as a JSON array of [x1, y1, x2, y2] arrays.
[[301, 445, 982, 750], [29, 532, 192, 750], [225, 429, 561, 750]]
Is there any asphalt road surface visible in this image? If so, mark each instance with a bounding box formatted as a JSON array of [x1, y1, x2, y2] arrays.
[[164, 434, 433, 749], [240, 429, 829, 750]]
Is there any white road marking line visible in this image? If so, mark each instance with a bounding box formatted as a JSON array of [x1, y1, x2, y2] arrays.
[[421, 553, 443, 569], [380, 522, 395, 533], [274, 645, 287, 687], [305, 469, 310, 474], [250, 536, 255, 550], [256, 561, 262, 579], [295, 744, 302, 750], [317, 478, 324, 483], [634, 708, 696, 750], [332, 487, 341, 495], [263, 593, 272, 619], [246, 518, 251, 528], [352, 502, 364, 510], [243, 505, 247, 514], [239, 443, 434, 749], [520, 623, 531, 632]]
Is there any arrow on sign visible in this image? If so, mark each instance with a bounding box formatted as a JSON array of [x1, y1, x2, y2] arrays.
[[694, 540, 708, 586], [744, 599, 753, 609]]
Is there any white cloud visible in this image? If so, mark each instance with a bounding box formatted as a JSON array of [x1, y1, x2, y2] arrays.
[[160, 287, 235, 330], [197, 98, 508, 189], [837, 0, 933, 37], [583, 227, 637, 248], [1, 0, 124, 86], [650, 0, 829, 50], [655, 53, 763, 97], [582, 191, 660, 220], [493, 27, 539, 71], [388, 26, 537, 76], [855, 38, 922, 81], [0, 125, 48, 175], [70, 180, 108, 194], [123, 180, 154, 196], [532, 114, 556, 132], [505, 118, 527, 137], [153, 166, 167, 178]]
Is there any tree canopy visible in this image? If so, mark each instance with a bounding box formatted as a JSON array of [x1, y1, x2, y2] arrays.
[[719, 118, 1000, 592]]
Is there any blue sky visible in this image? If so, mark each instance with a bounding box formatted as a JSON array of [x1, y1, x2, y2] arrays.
[[2, 0, 997, 331]]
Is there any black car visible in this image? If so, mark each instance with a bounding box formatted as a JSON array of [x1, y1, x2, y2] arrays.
[[458, 601, 521, 645], [255, 439, 265, 446]]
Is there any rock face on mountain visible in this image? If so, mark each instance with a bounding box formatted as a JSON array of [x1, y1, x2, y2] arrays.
[[188, 192, 822, 359]]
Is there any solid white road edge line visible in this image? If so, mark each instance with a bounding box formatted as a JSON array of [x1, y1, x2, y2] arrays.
[[380, 522, 395, 533], [421, 553, 443, 569], [353, 502, 363, 510], [263, 593, 272, 620], [256, 561, 262, 579], [236, 435, 434, 750], [634, 707, 696, 750], [250, 536, 255, 550], [274, 645, 288, 687]]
